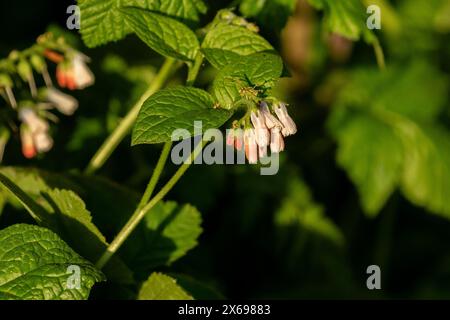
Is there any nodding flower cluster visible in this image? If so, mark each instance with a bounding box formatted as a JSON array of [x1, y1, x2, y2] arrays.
[[226, 101, 297, 163], [0, 33, 94, 160]]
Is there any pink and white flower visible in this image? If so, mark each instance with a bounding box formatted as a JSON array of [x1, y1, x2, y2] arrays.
[[273, 102, 297, 136], [56, 53, 94, 90], [244, 129, 258, 164], [251, 110, 270, 147], [270, 127, 285, 153], [46, 87, 78, 115]]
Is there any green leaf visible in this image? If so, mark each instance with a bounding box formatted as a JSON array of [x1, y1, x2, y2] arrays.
[[328, 110, 403, 215], [212, 52, 283, 109], [138, 272, 193, 300], [275, 175, 344, 246], [78, 0, 206, 48], [0, 168, 135, 285], [240, 0, 297, 38], [132, 86, 232, 145], [121, 201, 202, 277], [202, 22, 274, 69], [0, 224, 104, 300], [329, 61, 450, 217], [121, 7, 200, 62], [308, 0, 376, 42]]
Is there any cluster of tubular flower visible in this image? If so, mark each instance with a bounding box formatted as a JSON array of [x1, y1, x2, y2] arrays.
[[226, 101, 297, 163], [14, 49, 94, 158]]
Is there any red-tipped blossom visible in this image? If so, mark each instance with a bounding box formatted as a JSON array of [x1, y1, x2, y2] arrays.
[[244, 129, 258, 164], [20, 125, 37, 159], [234, 129, 244, 151], [56, 53, 94, 90], [226, 130, 235, 146], [19, 108, 48, 133]]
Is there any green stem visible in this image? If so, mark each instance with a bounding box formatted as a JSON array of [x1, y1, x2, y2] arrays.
[[137, 141, 173, 210], [95, 141, 204, 269], [84, 58, 178, 175], [373, 40, 386, 70], [186, 54, 204, 87]]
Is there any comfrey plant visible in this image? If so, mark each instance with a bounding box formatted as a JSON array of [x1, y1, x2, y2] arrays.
[[0, 33, 94, 160], [227, 101, 297, 163], [0, 0, 375, 300]]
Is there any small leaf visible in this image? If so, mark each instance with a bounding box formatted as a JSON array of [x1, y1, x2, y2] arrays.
[[121, 201, 202, 277], [121, 7, 200, 62], [138, 272, 193, 300], [132, 86, 232, 145], [78, 0, 207, 48], [0, 224, 104, 300], [212, 52, 283, 109], [202, 22, 273, 69]]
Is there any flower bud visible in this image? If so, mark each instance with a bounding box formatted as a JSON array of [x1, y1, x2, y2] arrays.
[[274, 103, 297, 136], [244, 129, 258, 164], [46, 87, 78, 115], [270, 127, 285, 153]]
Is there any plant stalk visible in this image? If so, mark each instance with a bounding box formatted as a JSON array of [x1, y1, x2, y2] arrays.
[[95, 141, 204, 269], [84, 58, 178, 175]]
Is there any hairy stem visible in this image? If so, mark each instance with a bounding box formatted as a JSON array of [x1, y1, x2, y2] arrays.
[[95, 141, 204, 269], [84, 58, 178, 175]]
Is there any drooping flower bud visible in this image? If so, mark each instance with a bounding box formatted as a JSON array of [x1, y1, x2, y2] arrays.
[[56, 53, 94, 90], [19, 108, 48, 134], [260, 101, 282, 129], [250, 110, 270, 147], [270, 127, 285, 153], [20, 125, 36, 159], [244, 129, 258, 164], [226, 129, 235, 146], [258, 145, 268, 158], [72, 53, 95, 89], [46, 87, 78, 115], [234, 129, 244, 151], [274, 102, 297, 136], [33, 131, 53, 153]]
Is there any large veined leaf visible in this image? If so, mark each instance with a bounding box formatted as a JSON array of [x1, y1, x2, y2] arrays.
[[202, 22, 274, 69], [308, 0, 376, 42], [0, 169, 134, 284], [329, 61, 450, 217], [132, 86, 232, 145], [138, 272, 193, 300], [0, 224, 104, 300], [78, 0, 206, 48], [121, 7, 200, 62], [212, 52, 283, 109], [328, 110, 403, 215], [120, 201, 202, 278]]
